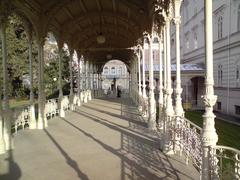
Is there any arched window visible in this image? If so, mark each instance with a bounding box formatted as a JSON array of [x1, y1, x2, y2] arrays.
[[185, 33, 189, 49], [218, 16, 223, 39], [118, 67, 122, 75], [111, 67, 115, 74], [218, 64, 223, 85], [236, 65, 239, 80], [238, 5, 240, 31], [236, 64, 240, 87], [194, 32, 198, 49], [104, 66, 108, 74]]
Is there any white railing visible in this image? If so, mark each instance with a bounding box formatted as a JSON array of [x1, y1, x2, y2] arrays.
[[45, 98, 59, 119], [11, 105, 31, 133], [165, 115, 240, 178], [177, 116, 202, 170], [62, 95, 70, 111], [209, 145, 240, 179], [139, 96, 148, 117], [9, 92, 88, 134], [73, 93, 80, 106]]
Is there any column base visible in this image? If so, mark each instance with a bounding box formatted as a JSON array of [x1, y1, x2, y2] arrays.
[[88, 90, 92, 101], [3, 110, 13, 151], [163, 148, 175, 155], [29, 105, 37, 129], [148, 118, 157, 130], [37, 121, 44, 129], [37, 115, 47, 129], [3, 133, 13, 151], [59, 109, 65, 118], [0, 138, 6, 154], [138, 105, 143, 112], [70, 104, 75, 111]]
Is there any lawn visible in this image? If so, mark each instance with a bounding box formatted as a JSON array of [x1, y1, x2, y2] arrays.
[[185, 110, 240, 150], [9, 99, 30, 108]]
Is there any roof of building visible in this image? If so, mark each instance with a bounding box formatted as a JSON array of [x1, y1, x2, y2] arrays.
[[144, 63, 205, 72]]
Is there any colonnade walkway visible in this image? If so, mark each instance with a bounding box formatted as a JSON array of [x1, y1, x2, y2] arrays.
[[0, 95, 199, 180]]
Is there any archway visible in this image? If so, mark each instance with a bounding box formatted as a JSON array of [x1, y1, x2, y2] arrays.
[[189, 76, 205, 109], [101, 60, 129, 95]]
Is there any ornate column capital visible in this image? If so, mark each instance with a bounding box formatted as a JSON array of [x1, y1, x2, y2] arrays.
[[173, 16, 181, 25], [173, 0, 183, 18], [0, 0, 12, 26], [57, 39, 64, 51]]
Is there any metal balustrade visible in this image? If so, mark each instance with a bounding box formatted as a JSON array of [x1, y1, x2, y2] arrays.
[[132, 91, 240, 178], [45, 98, 59, 119], [11, 105, 31, 133], [209, 145, 240, 180], [9, 90, 102, 134], [177, 116, 202, 169], [62, 96, 70, 111]]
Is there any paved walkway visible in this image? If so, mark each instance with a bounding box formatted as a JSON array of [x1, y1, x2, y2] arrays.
[[0, 96, 199, 180]]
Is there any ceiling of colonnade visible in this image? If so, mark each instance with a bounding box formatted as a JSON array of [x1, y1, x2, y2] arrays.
[[9, 0, 169, 66]]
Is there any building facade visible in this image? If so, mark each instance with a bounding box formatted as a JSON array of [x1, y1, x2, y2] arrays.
[[168, 0, 240, 117], [101, 60, 129, 92]]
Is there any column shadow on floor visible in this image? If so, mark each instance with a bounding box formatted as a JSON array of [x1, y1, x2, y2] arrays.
[[0, 144, 22, 180], [44, 129, 89, 180], [63, 98, 195, 180]]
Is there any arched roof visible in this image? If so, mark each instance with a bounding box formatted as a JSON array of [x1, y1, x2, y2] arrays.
[[9, 0, 170, 65]]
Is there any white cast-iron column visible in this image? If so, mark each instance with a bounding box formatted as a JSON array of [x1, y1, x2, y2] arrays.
[[163, 25, 167, 109], [69, 49, 74, 110], [174, 0, 184, 117], [0, 14, 6, 154], [0, 14, 12, 152], [142, 42, 148, 118], [163, 12, 174, 154], [88, 61, 92, 101], [137, 49, 143, 111], [158, 33, 164, 130], [77, 54, 81, 106], [58, 44, 65, 118], [84, 60, 88, 103], [201, 0, 218, 178], [173, 0, 184, 152], [37, 37, 47, 129], [27, 29, 37, 129], [142, 47, 147, 99], [147, 34, 157, 130]]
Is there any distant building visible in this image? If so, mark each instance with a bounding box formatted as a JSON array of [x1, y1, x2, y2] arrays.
[[102, 60, 129, 91], [143, 0, 240, 117]]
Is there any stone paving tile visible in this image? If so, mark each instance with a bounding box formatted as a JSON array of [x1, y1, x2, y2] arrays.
[[0, 96, 200, 180]]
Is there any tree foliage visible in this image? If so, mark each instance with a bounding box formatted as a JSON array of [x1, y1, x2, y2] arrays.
[[0, 14, 70, 100]]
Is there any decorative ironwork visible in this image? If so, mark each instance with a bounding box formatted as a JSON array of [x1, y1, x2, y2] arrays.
[[209, 145, 240, 180], [177, 116, 202, 169]]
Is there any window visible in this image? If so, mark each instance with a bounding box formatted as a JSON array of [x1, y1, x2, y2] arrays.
[[194, 7, 197, 17], [194, 32, 198, 49], [104, 67, 109, 74], [217, 102, 221, 110], [185, 33, 189, 49], [218, 65, 223, 85], [236, 65, 239, 80], [218, 16, 223, 39], [111, 67, 115, 74], [238, 5, 240, 31], [235, 105, 240, 115], [185, 4, 189, 21], [118, 67, 122, 75], [153, 50, 155, 61]]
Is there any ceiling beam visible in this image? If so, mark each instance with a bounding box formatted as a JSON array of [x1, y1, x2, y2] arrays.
[[61, 11, 141, 32], [95, 0, 102, 11], [79, 0, 87, 13]]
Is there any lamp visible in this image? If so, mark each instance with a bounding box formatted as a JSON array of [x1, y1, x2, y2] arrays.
[[97, 17, 106, 44], [97, 33, 106, 44]]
